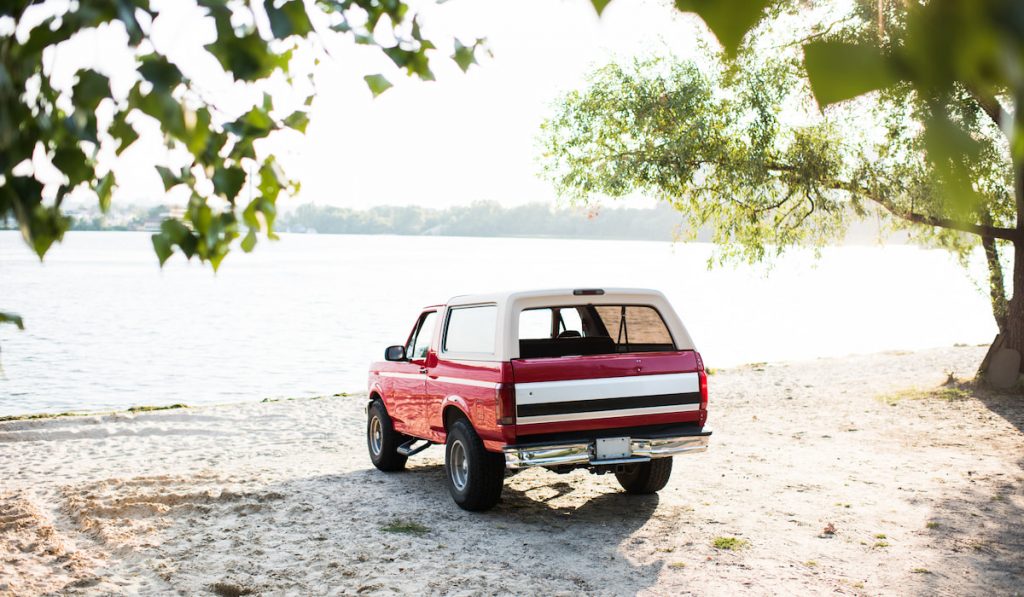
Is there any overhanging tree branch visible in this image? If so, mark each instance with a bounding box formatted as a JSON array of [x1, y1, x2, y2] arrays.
[[859, 187, 1022, 241], [902, 210, 1020, 241]]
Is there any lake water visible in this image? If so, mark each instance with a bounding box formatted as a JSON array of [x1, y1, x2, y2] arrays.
[[0, 230, 997, 416]]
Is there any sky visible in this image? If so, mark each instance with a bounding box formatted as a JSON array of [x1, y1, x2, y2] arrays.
[[39, 0, 711, 211]]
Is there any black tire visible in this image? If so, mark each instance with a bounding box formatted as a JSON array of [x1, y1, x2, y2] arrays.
[[367, 400, 409, 472], [444, 419, 505, 511], [615, 458, 673, 494]]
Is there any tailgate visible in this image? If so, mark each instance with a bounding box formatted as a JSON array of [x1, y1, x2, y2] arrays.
[[511, 351, 703, 434]]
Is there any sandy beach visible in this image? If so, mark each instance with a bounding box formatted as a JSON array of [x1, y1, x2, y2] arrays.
[[2, 345, 1022, 596]]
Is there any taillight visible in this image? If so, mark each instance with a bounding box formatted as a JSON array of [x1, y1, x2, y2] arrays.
[[495, 383, 516, 425], [698, 369, 708, 411], [697, 366, 708, 426]]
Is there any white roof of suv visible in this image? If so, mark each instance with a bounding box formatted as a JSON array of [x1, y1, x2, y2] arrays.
[[440, 288, 695, 361]]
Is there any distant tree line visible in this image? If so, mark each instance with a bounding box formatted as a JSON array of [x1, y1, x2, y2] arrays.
[[1, 199, 899, 244], [278, 201, 686, 240]]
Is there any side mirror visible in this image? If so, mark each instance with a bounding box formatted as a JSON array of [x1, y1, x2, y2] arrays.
[[385, 345, 406, 361]]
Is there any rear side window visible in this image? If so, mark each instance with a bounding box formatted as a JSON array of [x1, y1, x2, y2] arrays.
[[518, 307, 584, 340], [517, 304, 675, 359], [443, 305, 497, 354]]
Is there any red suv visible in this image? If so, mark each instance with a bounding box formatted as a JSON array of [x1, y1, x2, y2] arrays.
[[367, 288, 711, 511]]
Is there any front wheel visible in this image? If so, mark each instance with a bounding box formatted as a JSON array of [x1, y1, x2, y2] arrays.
[[445, 419, 505, 511], [367, 400, 409, 471], [615, 458, 673, 494]]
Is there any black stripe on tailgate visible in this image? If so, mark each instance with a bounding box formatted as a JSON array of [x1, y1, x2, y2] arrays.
[[517, 392, 702, 417]]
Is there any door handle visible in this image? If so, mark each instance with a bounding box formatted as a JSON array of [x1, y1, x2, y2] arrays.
[[419, 367, 428, 374]]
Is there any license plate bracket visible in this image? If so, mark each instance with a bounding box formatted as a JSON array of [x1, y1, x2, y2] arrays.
[[594, 436, 631, 460]]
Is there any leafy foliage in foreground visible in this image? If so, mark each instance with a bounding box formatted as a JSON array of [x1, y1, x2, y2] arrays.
[[0, 0, 485, 327]]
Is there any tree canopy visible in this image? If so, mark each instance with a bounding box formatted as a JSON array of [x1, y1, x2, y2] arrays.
[[544, 0, 1024, 358]]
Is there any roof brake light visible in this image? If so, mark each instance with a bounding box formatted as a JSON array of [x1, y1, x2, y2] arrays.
[[572, 289, 605, 296]]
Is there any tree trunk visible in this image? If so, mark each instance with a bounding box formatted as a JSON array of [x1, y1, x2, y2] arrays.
[[1002, 241, 1024, 366], [980, 214, 1009, 335]]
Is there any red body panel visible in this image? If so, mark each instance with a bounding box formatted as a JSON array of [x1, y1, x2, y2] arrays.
[[508, 351, 699, 383]]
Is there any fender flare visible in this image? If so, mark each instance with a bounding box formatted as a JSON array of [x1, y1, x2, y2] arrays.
[[368, 382, 387, 410], [439, 394, 472, 430]]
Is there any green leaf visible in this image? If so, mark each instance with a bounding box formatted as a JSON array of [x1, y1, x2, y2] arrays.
[[138, 55, 183, 93], [154, 165, 181, 191], [96, 172, 115, 213], [160, 218, 192, 244], [922, 111, 984, 216], [364, 74, 393, 97], [674, 0, 771, 56], [72, 69, 110, 111], [452, 39, 476, 72], [240, 228, 257, 252], [265, 0, 313, 39], [51, 146, 93, 186], [185, 107, 212, 155], [258, 157, 286, 203], [590, 0, 612, 15], [283, 110, 309, 133], [152, 232, 173, 266], [803, 41, 899, 107], [109, 114, 138, 155], [205, 30, 290, 82], [0, 312, 24, 330], [212, 165, 247, 203], [130, 84, 187, 140]]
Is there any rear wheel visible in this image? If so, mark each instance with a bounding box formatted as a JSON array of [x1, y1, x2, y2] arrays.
[[445, 419, 505, 511], [615, 458, 673, 494], [367, 400, 408, 471]]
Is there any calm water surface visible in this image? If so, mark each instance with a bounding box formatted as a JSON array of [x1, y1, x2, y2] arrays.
[[0, 231, 996, 416]]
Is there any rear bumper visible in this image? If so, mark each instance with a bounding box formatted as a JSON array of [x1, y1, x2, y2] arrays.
[[503, 428, 711, 469]]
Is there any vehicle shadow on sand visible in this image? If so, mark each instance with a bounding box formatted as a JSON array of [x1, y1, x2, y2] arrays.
[[292, 459, 667, 594], [369, 461, 667, 594]]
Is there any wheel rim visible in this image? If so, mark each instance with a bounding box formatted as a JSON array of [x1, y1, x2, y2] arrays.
[[369, 415, 383, 456], [449, 439, 469, 491]]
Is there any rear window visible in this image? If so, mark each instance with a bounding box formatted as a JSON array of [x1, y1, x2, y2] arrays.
[[443, 305, 497, 354], [517, 304, 675, 359], [593, 305, 674, 347]]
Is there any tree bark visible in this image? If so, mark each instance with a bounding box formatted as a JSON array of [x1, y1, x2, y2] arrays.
[[1002, 241, 1024, 362], [979, 211, 1009, 334]]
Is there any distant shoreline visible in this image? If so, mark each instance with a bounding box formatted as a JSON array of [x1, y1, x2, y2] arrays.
[[0, 226, 913, 247], [1, 200, 912, 245]]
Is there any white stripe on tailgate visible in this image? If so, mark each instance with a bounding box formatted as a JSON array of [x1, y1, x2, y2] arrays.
[[514, 372, 698, 405], [516, 403, 700, 425]]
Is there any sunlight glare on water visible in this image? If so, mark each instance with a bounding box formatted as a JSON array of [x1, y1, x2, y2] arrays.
[[0, 231, 995, 415]]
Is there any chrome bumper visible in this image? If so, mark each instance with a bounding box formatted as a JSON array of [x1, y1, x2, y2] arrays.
[[503, 432, 711, 469]]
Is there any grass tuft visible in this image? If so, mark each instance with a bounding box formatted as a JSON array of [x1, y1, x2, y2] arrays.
[[127, 403, 188, 413], [877, 385, 972, 406], [911, 568, 930, 574], [381, 519, 430, 535], [712, 536, 749, 550], [925, 521, 940, 530]]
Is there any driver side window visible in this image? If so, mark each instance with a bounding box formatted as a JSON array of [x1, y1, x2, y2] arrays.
[[407, 311, 437, 361]]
